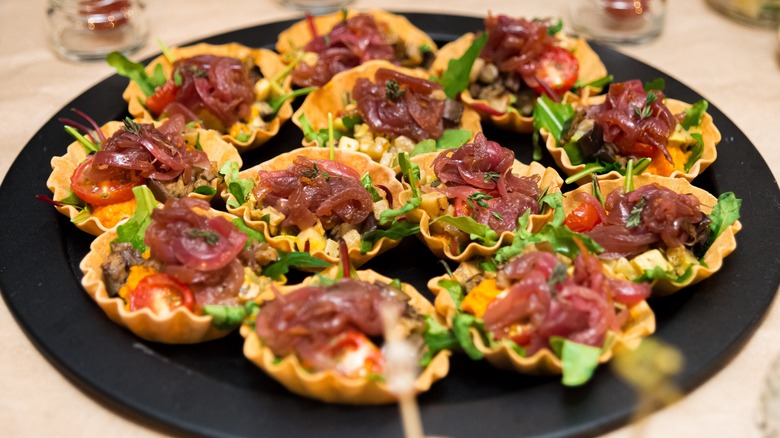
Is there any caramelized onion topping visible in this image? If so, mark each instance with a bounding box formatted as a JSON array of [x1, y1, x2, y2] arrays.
[[92, 115, 210, 182], [431, 132, 540, 233], [291, 14, 396, 87], [482, 251, 650, 354], [352, 68, 446, 142], [253, 156, 374, 231], [584, 183, 710, 258], [164, 54, 256, 128], [144, 197, 248, 306], [255, 278, 414, 371]]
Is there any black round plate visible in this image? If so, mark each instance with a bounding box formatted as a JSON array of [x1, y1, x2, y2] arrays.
[[1, 13, 778, 438]]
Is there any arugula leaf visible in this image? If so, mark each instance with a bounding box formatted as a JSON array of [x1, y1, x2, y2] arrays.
[[411, 139, 437, 156], [437, 32, 488, 99], [64, 126, 100, 153], [703, 192, 741, 252], [452, 313, 495, 360], [262, 252, 331, 280], [420, 315, 458, 367], [219, 161, 255, 208], [432, 215, 499, 247], [547, 18, 563, 35], [438, 279, 465, 310], [574, 74, 614, 90], [681, 99, 708, 130], [562, 141, 585, 165], [202, 302, 255, 330], [398, 152, 421, 198], [359, 221, 420, 253], [106, 51, 167, 97], [437, 129, 472, 150], [539, 191, 565, 226], [379, 197, 421, 226], [114, 185, 157, 252], [549, 337, 602, 386], [684, 133, 704, 172], [341, 113, 362, 131], [533, 95, 575, 143], [267, 86, 318, 116], [360, 174, 382, 202], [633, 264, 696, 284], [298, 113, 328, 146], [194, 185, 217, 196], [643, 78, 666, 92], [231, 217, 265, 245], [58, 191, 85, 207], [494, 216, 603, 263]]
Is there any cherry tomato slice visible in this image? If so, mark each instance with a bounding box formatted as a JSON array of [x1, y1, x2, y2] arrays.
[[129, 273, 195, 315], [325, 330, 384, 378], [564, 202, 602, 233], [524, 46, 580, 97], [145, 80, 179, 117], [70, 155, 144, 206]]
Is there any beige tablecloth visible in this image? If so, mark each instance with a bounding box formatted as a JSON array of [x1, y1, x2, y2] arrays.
[[1, 0, 779, 436]]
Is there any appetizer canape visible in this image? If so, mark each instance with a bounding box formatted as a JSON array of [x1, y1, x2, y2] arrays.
[[277, 9, 437, 87], [541, 79, 720, 184], [293, 61, 481, 168], [222, 147, 416, 267], [428, 241, 655, 385], [407, 132, 563, 262], [112, 43, 295, 152], [561, 174, 741, 294], [242, 266, 450, 404], [46, 114, 240, 235], [431, 14, 608, 133], [80, 190, 326, 343]]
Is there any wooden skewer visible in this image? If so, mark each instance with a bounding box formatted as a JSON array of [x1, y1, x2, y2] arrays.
[[380, 303, 424, 438]]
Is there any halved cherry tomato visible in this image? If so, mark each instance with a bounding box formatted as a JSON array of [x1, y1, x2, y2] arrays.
[[323, 330, 384, 378], [145, 80, 179, 117], [564, 202, 602, 232], [524, 46, 580, 97], [70, 155, 144, 206], [129, 273, 195, 315]]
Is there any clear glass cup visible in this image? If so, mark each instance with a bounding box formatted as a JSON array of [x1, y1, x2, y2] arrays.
[[707, 0, 780, 27], [568, 0, 666, 44], [46, 0, 148, 61], [278, 0, 355, 15]]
